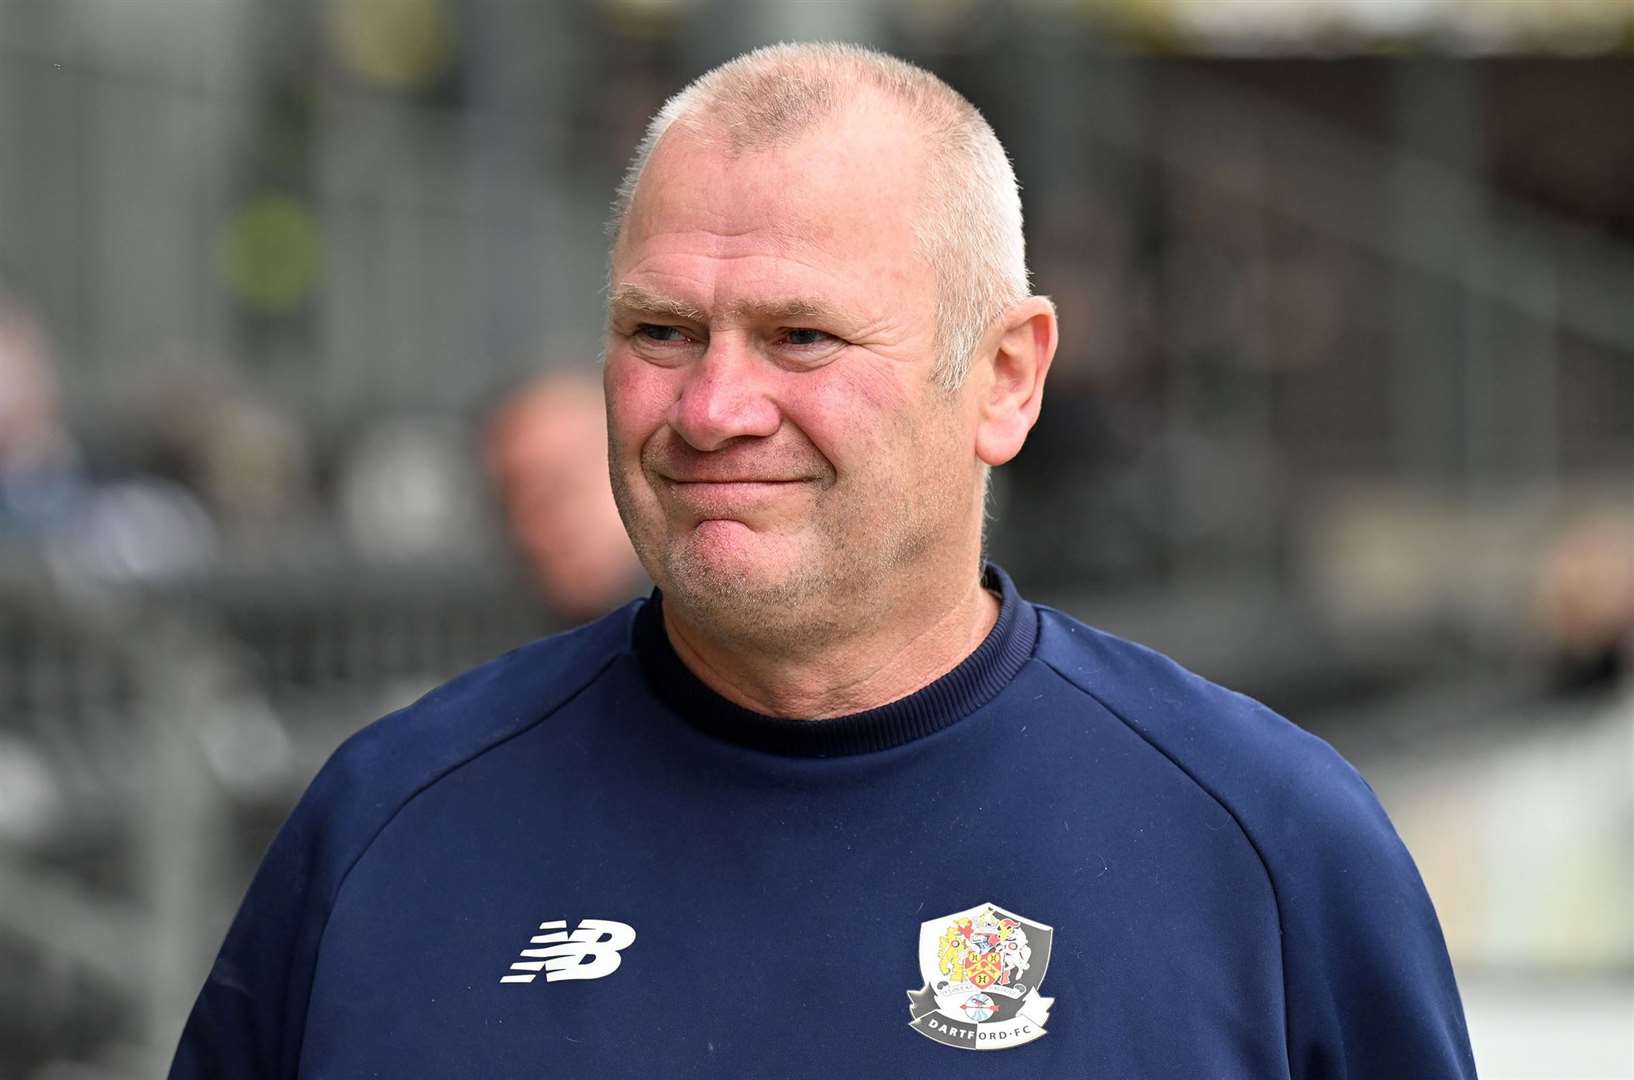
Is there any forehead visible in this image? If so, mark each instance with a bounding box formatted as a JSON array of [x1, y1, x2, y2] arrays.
[[493, 385, 602, 448], [614, 103, 934, 317]]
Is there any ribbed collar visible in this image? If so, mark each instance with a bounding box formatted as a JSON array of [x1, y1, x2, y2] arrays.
[[631, 564, 1037, 757]]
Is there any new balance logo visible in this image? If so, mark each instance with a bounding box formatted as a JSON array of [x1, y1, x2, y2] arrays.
[[500, 919, 637, 984]]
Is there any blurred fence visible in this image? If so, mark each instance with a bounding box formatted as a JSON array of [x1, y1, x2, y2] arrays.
[[0, 547, 548, 1074]]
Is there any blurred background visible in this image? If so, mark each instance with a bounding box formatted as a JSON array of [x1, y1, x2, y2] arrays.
[[1, 0, 1630, 1076]]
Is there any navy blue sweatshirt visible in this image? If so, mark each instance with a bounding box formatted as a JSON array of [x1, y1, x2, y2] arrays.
[[171, 566, 1476, 1078]]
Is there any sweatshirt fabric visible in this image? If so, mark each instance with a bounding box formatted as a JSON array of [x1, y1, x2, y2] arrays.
[[171, 565, 1476, 1078]]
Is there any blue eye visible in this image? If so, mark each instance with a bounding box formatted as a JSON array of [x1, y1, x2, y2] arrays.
[[783, 328, 832, 347], [637, 324, 689, 343]]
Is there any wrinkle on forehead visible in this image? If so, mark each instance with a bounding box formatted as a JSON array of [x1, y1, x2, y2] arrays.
[[608, 282, 855, 329], [610, 104, 939, 353], [619, 99, 929, 256]]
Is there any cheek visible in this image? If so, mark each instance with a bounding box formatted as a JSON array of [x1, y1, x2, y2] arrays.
[[604, 352, 676, 462], [792, 362, 913, 467]]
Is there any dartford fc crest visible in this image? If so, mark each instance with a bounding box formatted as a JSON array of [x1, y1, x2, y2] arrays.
[[906, 902, 1054, 1051]]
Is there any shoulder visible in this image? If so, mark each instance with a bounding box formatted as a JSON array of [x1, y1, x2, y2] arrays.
[[292, 601, 642, 887], [1030, 602, 1411, 891], [1030, 603, 1474, 1076], [168, 602, 650, 1078]]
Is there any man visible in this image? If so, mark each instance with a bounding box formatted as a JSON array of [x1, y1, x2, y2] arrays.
[[172, 44, 1476, 1077], [484, 371, 645, 620]]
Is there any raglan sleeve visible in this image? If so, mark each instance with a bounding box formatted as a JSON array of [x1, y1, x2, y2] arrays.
[[168, 739, 378, 1080], [1266, 745, 1479, 1080]]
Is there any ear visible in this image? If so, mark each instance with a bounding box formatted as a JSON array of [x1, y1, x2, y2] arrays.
[[973, 296, 1057, 468]]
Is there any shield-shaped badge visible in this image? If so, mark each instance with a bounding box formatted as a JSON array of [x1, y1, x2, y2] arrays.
[[906, 902, 1054, 1051]]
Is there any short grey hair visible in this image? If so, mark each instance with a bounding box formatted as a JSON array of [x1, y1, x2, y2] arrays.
[[608, 43, 1030, 389]]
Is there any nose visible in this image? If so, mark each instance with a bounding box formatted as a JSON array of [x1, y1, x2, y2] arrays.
[[666, 337, 780, 451]]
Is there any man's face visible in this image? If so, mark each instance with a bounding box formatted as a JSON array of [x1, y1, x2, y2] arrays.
[[604, 103, 985, 638], [487, 384, 641, 619]]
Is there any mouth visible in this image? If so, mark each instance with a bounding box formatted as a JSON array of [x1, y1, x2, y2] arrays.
[[657, 477, 813, 517], [664, 478, 809, 499], [666, 479, 806, 489]]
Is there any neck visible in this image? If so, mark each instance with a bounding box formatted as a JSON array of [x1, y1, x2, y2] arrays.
[[660, 567, 999, 720]]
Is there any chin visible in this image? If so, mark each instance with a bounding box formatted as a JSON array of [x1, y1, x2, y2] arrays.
[[656, 529, 837, 637], [668, 526, 799, 593]]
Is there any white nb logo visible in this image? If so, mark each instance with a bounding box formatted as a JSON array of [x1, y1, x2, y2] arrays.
[[500, 919, 636, 984]]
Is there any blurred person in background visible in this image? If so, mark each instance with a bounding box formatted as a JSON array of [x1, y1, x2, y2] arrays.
[[171, 43, 1474, 1078], [122, 363, 315, 549], [1538, 511, 1634, 695], [0, 299, 83, 537], [483, 371, 645, 621], [0, 304, 218, 585]]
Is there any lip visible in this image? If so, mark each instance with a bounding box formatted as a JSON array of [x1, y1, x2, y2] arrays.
[[665, 479, 806, 487], [658, 478, 812, 511], [662, 479, 809, 497]]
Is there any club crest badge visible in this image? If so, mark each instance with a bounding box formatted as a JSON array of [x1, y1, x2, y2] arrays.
[[906, 902, 1054, 1051]]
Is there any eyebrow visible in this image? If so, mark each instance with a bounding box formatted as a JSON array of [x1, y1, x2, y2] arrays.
[[607, 285, 705, 322], [608, 284, 846, 328]]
